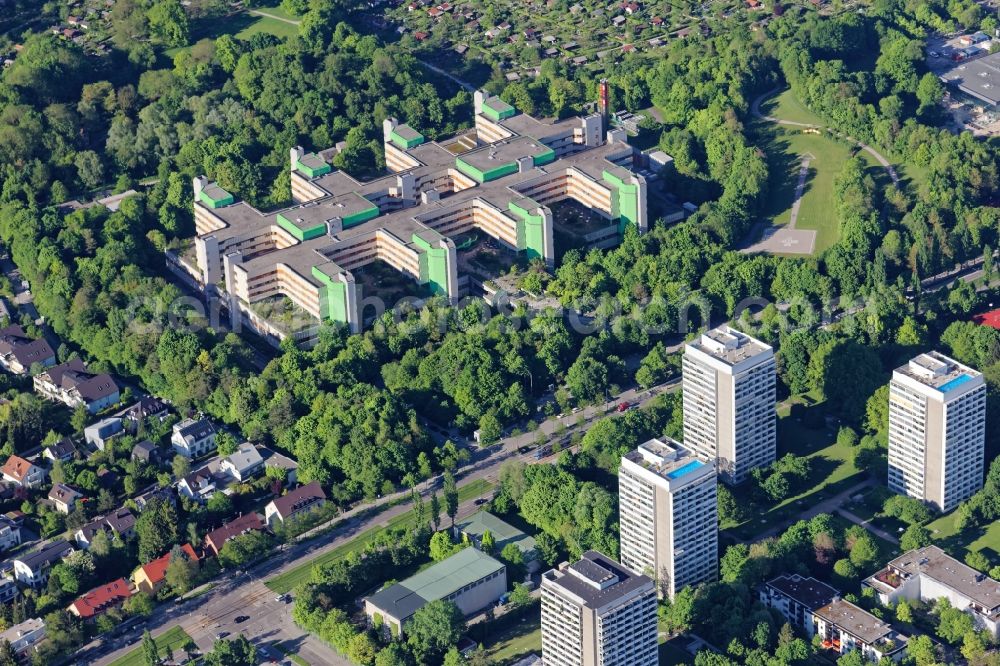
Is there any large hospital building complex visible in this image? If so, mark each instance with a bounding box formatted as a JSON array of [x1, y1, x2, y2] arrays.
[[175, 90, 651, 341]]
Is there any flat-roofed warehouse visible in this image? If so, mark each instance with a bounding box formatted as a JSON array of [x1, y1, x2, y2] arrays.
[[941, 52, 1000, 106], [364, 547, 507, 636]]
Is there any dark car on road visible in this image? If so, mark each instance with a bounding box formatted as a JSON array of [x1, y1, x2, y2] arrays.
[[235, 616, 250, 624]]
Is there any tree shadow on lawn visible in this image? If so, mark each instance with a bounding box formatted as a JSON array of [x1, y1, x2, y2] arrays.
[[934, 522, 990, 556], [724, 461, 864, 544]]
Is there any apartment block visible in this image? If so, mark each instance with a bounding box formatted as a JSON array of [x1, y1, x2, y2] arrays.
[[178, 91, 650, 343], [618, 438, 717, 598], [887, 351, 986, 512], [540, 551, 658, 666], [761, 575, 909, 663], [865, 545, 1000, 638], [682, 326, 776, 484]]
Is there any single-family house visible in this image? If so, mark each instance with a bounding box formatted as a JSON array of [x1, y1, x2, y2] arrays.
[[68, 578, 132, 621], [14, 540, 74, 588], [84, 416, 124, 451], [0, 514, 21, 552], [170, 418, 217, 459], [220, 443, 264, 483], [132, 543, 198, 595], [177, 467, 221, 502], [42, 437, 77, 463], [203, 513, 265, 558], [131, 440, 161, 464], [0, 579, 18, 604], [1, 455, 47, 489], [0, 618, 45, 658], [260, 447, 298, 486], [48, 483, 84, 514], [264, 481, 327, 528], [33, 358, 119, 413], [0, 325, 55, 374], [120, 396, 170, 431], [134, 485, 176, 512], [74, 508, 137, 549]]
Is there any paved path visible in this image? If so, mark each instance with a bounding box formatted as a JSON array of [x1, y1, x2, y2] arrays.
[[417, 60, 477, 92], [750, 88, 899, 185], [838, 508, 900, 544], [743, 477, 878, 543], [787, 156, 811, 229], [248, 9, 300, 25]]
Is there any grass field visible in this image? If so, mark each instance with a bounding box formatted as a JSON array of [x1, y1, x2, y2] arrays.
[[761, 90, 826, 127], [754, 90, 889, 254], [266, 478, 495, 594], [107, 626, 192, 666], [485, 619, 541, 663], [659, 637, 694, 665], [165, 8, 298, 57], [724, 394, 862, 541], [926, 507, 1000, 566], [756, 128, 881, 254]]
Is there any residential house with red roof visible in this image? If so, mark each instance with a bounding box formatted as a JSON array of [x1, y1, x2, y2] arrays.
[[203, 513, 265, 558], [67, 578, 132, 621], [132, 544, 198, 595], [1, 455, 46, 489]]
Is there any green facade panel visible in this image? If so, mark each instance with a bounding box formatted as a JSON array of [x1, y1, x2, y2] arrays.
[[412, 234, 450, 297], [341, 201, 380, 228], [482, 98, 516, 121], [508, 199, 545, 261], [311, 266, 350, 325], [532, 146, 556, 167], [198, 188, 234, 209], [390, 128, 425, 150], [602, 169, 640, 233], [276, 213, 326, 241], [295, 156, 332, 178], [455, 158, 518, 183]]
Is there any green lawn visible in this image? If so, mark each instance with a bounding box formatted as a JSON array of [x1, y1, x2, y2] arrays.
[[724, 395, 862, 541], [165, 9, 298, 57], [754, 89, 888, 254], [760, 89, 826, 126], [107, 626, 193, 666], [927, 507, 1000, 566], [277, 643, 311, 666], [486, 620, 541, 663], [250, 2, 301, 21], [659, 637, 694, 665], [266, 478, 494, 594], [756, 128, 882, 254]]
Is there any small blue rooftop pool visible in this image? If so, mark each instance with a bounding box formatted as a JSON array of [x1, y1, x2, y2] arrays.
[[939, 374, 973, 393], [666, 459, 705, 480]]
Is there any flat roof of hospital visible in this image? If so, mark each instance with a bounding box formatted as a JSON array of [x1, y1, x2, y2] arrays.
[[196, 106, 642, 291], [458, 135, 552, 171]]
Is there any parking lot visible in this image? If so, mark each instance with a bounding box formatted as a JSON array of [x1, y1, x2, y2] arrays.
[[925, 32, 1000, 136]]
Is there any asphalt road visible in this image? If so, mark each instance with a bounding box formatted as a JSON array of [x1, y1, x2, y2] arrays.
[[79, 378, 680, 666]]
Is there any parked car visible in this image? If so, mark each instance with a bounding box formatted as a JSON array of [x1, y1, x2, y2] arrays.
[[617, 402, 631, 412]]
